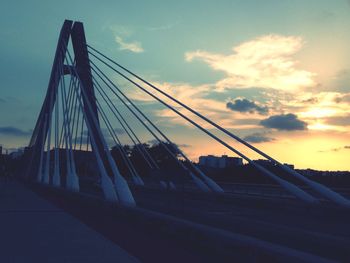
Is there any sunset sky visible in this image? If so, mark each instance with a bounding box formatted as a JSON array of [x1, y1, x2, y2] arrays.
[[0, 0, 349, 170]]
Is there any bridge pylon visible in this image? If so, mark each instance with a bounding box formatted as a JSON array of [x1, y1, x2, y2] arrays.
[[27, 20, 135, 206]]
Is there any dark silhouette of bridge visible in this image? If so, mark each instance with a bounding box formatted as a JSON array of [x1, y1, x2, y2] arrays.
[[25, 19, 350, 207], [6, 20, 350, 262]]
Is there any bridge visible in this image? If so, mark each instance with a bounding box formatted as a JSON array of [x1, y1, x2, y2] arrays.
[[4, 20, 350, 262]]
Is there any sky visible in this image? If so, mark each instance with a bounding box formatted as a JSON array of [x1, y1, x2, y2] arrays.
[[0, 0, 349, 170]]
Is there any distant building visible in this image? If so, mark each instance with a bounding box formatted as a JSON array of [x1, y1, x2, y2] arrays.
[[199, 155, 243, 168], [0, 145, 2, 156], [253, 159, 294, 169], [254, 159, 273, 167]]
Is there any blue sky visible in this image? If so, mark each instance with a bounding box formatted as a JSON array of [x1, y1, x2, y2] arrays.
[[0, 0, 350, 169]]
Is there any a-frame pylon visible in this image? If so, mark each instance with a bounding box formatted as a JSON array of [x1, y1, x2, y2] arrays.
[[30, 20, 102, 157], [27, 20, 136, 206]]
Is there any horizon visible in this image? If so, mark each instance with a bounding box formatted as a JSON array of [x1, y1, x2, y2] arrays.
[[2, 143, 350, 173], [0, 0, 349, 171]]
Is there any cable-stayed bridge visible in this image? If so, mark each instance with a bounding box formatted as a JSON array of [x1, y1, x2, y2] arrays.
[[8, 20, 350, 262]]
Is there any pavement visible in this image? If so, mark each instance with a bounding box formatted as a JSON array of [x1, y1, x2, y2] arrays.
[[0, 181, 141, 263]]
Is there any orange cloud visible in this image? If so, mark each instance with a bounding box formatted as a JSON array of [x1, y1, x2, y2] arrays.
[[185, 34, 316, 91]]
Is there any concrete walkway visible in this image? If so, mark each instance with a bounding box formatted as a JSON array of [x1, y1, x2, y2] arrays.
[[0, 181, 140, 263]]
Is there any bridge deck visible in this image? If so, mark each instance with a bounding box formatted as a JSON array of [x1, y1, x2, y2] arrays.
[[133, 186, 350, 262], [0, 181, 140, 263], [3, 179, 348, 262]]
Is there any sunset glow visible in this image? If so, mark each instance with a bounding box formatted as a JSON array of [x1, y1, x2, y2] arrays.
[[0, 0, 349, 171]]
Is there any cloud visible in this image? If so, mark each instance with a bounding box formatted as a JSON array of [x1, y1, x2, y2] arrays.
[[226, 98, 268, 115], [115, 36, 144, 53], [319, 145, 350, 153], [301, 97, 318, 104], [334, 93, 350, 103], [128, 81, 232, 126], [0, 126, 32, 137], [324, 115, 350, 126], [284, 92, 350, 131], [185, 34, 315, 91], [260, 113, 307, 131], [124, 36, 349, 134], [127, 80, 267, 130], [243, 132, 274, 143]]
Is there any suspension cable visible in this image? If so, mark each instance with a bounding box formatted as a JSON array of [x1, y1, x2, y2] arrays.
[[92, 76, 158, 170], [88, 52, 320, 202], [87, 45, 350, 206], [90, 62, 218, 191]]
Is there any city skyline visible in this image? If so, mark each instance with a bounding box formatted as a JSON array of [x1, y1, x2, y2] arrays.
[[0, 0, 350, 171]]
